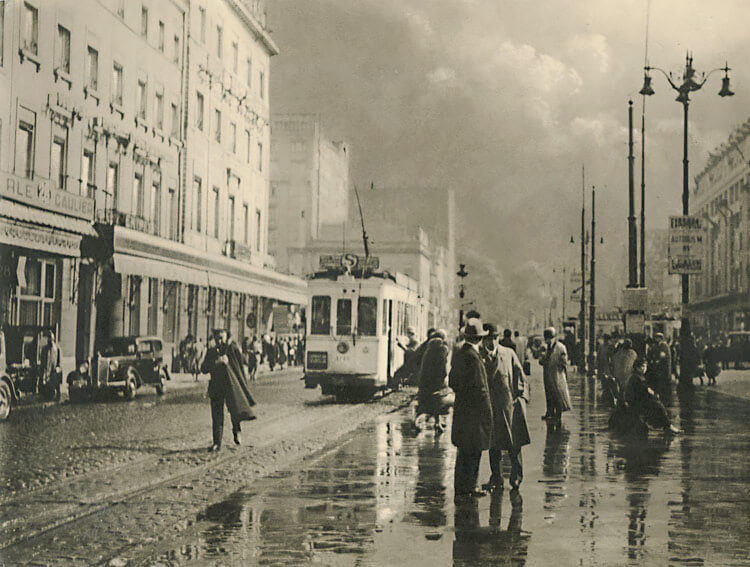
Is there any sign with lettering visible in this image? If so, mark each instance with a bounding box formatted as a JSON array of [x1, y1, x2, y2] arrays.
[[0, 218, 81, 257], [319, 253, 380, 270], [1, 171, 95, 220], [668, 216, 704, 275]]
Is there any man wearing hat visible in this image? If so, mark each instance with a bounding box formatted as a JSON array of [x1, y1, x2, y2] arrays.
[[646, 332, 672, 403], [201, 329, 257, 452], [449, 318, 493, 502], [539, 327, 572, 422], [480, 324, 529, 491], [624, 356, 680, 435]]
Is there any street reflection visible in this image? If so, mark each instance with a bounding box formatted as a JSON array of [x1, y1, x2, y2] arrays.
[[541, 423, 570, 515]]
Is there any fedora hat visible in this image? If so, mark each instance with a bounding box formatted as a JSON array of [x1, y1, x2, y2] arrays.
[[483, 323, 499, 337], [464, 318, 488, 338]]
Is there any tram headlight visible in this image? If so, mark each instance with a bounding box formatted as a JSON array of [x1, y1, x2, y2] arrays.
[[337, 342, 349, 354]]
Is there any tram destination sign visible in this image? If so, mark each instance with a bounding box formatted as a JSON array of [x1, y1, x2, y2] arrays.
[[319, 253, 380, 270], [668, 215, 704, 275]]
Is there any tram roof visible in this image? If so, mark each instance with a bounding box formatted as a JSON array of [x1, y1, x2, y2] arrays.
[[308, 269, 419, 291]]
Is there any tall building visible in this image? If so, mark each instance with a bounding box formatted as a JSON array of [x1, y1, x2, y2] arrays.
[[269, 113, 350, 273], [0, 0, 305, 374], [690, 117, 750, 335]]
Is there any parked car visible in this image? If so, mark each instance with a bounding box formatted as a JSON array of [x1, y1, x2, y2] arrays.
[[92, 336, 170, 399]]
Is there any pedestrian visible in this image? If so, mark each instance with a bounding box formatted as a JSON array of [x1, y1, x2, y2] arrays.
[[449, 317, 493, 503], [611, 338, 637, 399], [704, 341, 721, 385], [200, 329, 257, 452], [538, 327, 572, 423], [39, 331, 62, 400], [276, 337, 287, 370], [623, 357, 680, 435], [244, 336, 258, 381], [193, 337, 205, 381], [646, 332, 673, 402], [480, 324, 529, 492], [265, 335, 276, 371], [415, 328, 451, 433], [513, 331, 531, 376], [396, 326, 421, 386], [499, 328, 516, 351]]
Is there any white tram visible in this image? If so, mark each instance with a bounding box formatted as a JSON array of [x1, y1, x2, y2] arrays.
[[304, 270, 425, 399]]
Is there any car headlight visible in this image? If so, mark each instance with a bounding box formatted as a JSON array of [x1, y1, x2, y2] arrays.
[[109, 360, 119, 372]]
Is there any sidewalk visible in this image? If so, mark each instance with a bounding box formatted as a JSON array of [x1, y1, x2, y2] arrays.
[[705, 367, 750, 400]]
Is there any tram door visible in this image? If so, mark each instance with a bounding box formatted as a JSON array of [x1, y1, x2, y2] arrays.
[[386, 299, 394, 382]]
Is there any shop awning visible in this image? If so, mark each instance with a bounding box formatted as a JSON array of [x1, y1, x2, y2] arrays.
[[206, 271, 306, 305], [113, 253, 209, 286], [0, 200, 97, 236]]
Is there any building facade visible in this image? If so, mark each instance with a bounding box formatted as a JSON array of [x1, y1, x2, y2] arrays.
[[269, 113, 349, 273], [0, 0, 305, 375], [690, 117, 750, 336]]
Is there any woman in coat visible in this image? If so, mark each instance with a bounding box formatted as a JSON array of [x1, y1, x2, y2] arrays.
[[539, 327, 572, 423], [481, 324, 530, 491], [449, 318, 493, 501]]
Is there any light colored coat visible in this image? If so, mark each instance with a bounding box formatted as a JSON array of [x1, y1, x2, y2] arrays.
[[540, 339, 572, 413], [483, 345, 530, 451]]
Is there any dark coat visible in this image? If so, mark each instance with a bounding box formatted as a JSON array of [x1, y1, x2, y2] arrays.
[[646, 339, 672, 389], [482, 345, 530, 452], [449, 343, 493, 453], [417, 336, 450, 415], [201, 340, 256, 422]]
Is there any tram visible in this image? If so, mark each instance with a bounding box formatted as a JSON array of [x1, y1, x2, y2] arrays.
[[303, 269, 425, 400]]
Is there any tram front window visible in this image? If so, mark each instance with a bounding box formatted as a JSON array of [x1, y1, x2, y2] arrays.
[[336, 298, 352, 336], [357, 297, 377, 336], [311, 295, 331, 335]]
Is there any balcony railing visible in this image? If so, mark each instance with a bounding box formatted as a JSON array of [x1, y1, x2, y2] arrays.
[[96, 208, 157, 236]]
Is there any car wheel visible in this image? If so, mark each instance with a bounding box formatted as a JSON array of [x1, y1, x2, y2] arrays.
[[155, 369, 167, 396], [0, 381, 12, 421], [125, 372, 137, 401]]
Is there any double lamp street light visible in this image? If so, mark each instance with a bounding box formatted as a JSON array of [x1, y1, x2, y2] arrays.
[[638, 52, 734, 386]]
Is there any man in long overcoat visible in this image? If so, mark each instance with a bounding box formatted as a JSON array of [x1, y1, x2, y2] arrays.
[[201, 329, 257, 452], [449, 318, 493, 502], [480, 324, 530, 491], [646, 332, 672, 402], [539, 327, 572, 422]]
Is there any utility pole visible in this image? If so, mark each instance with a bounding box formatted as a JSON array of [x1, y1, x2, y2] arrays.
[[589, 187, 597, 377], [628, 100, 638, 287], [579, 165, 587, 372], [640, 101, 647, 287]]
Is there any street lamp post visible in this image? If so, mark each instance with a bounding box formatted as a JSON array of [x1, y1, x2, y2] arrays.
[[457, 263, 468, 330], [640, 52, 734, 386], [589, 186, 597, 377]]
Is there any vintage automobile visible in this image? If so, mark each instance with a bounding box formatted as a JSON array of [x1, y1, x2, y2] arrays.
[[0, 326, 57, 421], [92, 336, 170, 399]]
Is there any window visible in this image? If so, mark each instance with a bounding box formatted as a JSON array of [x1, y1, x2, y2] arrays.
[[147, 278, 158, 335], [230, 122, 237, 153], [141, 6, 148, 37], [81, 149, 95, 197], [358, 297, 378, 336], [245, 130, 251, 163], [87, 46, 99, 91], [257, 141, 263, 171], [232, 41, 238, 73], [336, 299, 352, 336], [51, 136, 66, 190], [170, 103, 178, 137], [19, 259, 58, 327], [311, 296, 331, 335], [213, 109, 221, 142], [57, 25, 71, 74], [255, 209, 261, 251], [112, 63, 123, 106], [382, 299, 389, 336], [216, 25, 222, 58], [133, 172, 144, 216], [137, 79, 147, 119], [107, 162, 119, 208], [150, 180, 160, 234], [212, 186, 220, 238], [154, 90, 164, 130], [195, 91, 204, 130], [246, 58, 252, 87], [15, 111, 35, 178], [173, 35, 180, 64], [243, 204, 249, 244], [259, 70, 265, 99], [22, 3, 38, 55], [228, 195, 235, 240], [193, 176, 202, 231], [168, 187, 177, 240], [158, 21, 165, 52], [199, 6, 206, 43]]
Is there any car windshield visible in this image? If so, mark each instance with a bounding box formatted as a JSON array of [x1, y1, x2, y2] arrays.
[[101, 338, 136, 356]]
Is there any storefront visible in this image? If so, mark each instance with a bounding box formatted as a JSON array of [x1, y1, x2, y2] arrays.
[[0, 171, 97, 374]]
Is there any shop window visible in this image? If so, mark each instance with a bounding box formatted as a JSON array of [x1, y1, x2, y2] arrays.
[[336, 298, 352, 336], [147, 278, 158, 335], [18, 259, 57, 327], [357, 297, 377, 336], [129, 277, 141, 335], [311, 296, 330, 335]]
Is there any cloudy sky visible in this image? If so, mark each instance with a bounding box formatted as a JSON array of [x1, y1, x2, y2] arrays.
[[268, 0, 750, 321]]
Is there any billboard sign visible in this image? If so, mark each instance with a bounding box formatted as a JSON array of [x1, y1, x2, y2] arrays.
[[668, 215, 704, 275]]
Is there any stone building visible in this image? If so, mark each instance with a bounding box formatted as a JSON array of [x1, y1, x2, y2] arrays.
[[0, 0, 305, 374], [690, 117, 750, 335]]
